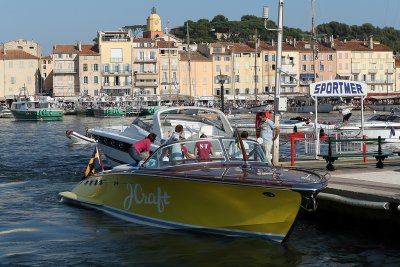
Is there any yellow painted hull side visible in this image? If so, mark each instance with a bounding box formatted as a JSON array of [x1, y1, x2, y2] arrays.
[[60, 173, 303, 242]]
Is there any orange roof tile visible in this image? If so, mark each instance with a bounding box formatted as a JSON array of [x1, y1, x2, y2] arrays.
[[52, 44, 99, 55], [157, 41, 177, 48], [179, 51, 211, 61], [0, 50, 38, 60]]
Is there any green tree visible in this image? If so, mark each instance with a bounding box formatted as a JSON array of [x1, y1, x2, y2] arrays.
[[122, 25, 147, 38]]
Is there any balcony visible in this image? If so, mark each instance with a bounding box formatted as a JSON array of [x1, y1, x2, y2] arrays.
[[102, 70, 131, 76], [102, 83, 132, 90], [135, 72, 158, 80], [110, 57, 123, 63], [351, 69, 361, 74], [368, 68, 378, 73], [54, 68, 77, 74], [135, 81, 158, 87], [134, 57, 157, 62], [386, 69, 394, 74]]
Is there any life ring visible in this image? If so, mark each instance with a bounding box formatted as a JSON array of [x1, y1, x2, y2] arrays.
[[27, 103, 32, 108]]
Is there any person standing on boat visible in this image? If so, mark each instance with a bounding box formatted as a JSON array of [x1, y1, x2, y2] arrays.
[[167, 125, 185, 161], [129, 133, 157, 164], [257, 112, 279, 164], [194, 133, 214, 161]]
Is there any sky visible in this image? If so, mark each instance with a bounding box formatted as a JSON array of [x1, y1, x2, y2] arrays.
[[1, 0, 400, 55]]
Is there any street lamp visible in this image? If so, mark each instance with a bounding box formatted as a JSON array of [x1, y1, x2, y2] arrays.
[[263, 2, 283, 166], [217, 72, 228, 113]]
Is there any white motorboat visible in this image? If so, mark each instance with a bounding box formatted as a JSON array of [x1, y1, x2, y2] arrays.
[[0, 104, 13, 118], [65, 129, 97, 144], [90, 107, 234, 166], [334, 113, 400, 142]]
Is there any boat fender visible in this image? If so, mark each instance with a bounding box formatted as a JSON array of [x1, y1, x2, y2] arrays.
[[27, 103, 32, 108]]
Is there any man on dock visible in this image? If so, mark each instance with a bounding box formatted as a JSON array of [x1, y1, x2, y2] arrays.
[[257, 112, 279, 165]]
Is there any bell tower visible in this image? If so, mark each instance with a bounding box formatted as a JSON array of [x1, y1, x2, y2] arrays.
[[143, 7, 164, 39]]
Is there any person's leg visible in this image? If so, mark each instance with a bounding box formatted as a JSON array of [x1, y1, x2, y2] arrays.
[[129, 147, 142, 163], [264, 142, 272, 165]]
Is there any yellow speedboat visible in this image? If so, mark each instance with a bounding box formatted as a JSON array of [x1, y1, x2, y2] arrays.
[[60, 137, 327, 243]]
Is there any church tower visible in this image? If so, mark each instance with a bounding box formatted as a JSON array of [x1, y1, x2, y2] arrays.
[[143, 7, 164, 39]]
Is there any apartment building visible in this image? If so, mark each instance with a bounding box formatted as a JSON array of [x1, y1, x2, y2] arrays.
[[395, 58, 400, 92], [78, 44, 101, 96], [52, 45, 79, 96], [346, 37, 395, 95], [97, 31, 133, 96], [0, 48, 40, 101], [158, 40, 179, 100], [178, 50, 213, 101], [132, 38, 158, 96], [40, 55, 53, 95]]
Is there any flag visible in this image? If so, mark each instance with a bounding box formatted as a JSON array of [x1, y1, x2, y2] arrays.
[[84, 144, 104, 179]]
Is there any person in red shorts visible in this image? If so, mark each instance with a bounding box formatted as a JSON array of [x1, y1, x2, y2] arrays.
[[194, 133, 214, 161], [129, 133, 157, 164]]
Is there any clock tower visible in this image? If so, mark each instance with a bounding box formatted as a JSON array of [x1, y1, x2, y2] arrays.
[[143, 7, 164, 39]]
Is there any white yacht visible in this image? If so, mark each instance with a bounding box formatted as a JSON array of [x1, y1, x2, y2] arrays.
[[335, 113, 400, 142], [89, 107, 234, 166]]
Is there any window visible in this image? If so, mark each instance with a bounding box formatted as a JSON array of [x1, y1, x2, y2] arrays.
[[328, 55, 333, 61], [83, 64, 88, 71], [224, 56, 230, 61], [11, 77, 16, 84], [94, 76, 99, 84], [139, 63, 145, 72], [43, 65, 47, 70], [370, 74, 375, 82], [84, 76, 88, 84], [43, 60, 46, 64], [264, 55, 269, 61], [302, 65, 307, 71], [216, 65, 220, 72], [110, 48, 123, 62], [319, 64, 324, 71], [93, 64, 98, 71], [362, 74, 367, 81], [214, 56, 221, 61], [354, 74, 358, 81], [104, 64, 109, 72], [235, 75, 240, 82], [302, 55, 307, 60], [271, 54, 276, 61]]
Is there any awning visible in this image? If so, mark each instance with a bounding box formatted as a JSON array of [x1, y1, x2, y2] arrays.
[[300, 73, 319, 79]]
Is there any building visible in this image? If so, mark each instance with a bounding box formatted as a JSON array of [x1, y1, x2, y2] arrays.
[[132, 38, 158, 97], [0, 48, 40, 103], [143, 7, 164, 39], [40, 55, 53, 95], [97, 31, 133, 96], [1, 39, 42, 58], [395, 58, 400, 92], [77, 44, 101, 96], [158, 40, 180, 101], [345, 37, 395, 95], [179, 50, 213, 103]]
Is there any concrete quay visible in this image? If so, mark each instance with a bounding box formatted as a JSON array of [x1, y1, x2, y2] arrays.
[[281, 157, 400, 224]]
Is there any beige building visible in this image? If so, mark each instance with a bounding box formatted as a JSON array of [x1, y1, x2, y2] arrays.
[[346, 38, 395, 94], [395, 58, 400, 92], [98, 31, 133, 96], [132, 38, 158, 96], [158, 40, 180, 100], [52, 44, 79, 96], [78, 44, 101, 96], [179, 50, 213, 102], [1, 39, 42, 58], [40, 55, 53, 95], [0, 48, 40, 102]]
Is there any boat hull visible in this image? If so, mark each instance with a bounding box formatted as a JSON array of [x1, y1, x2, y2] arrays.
[[93, 108, 126, 118], [11, 109, 63, 121], [60, 173, 303, 243]]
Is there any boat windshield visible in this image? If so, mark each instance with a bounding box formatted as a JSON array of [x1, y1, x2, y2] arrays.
[[367, 114, 400, 122], [132, 117, 152, 132], [142, 138, 266, 169]]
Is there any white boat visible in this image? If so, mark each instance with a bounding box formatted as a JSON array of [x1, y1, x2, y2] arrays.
[[334, 113, 400, 142], [90, 107, 234, 166], [279, 116, 335, 135], [0, 104, 13, 118], [65, 129, 97, 144]]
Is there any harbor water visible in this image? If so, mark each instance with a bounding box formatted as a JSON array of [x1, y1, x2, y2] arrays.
[[1, 113, 400, 266]]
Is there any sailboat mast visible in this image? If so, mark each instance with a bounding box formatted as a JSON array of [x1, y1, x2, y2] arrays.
[[254, 29, 258, 104], [186, 21, 192, 102], [311, 0, 317, 84]]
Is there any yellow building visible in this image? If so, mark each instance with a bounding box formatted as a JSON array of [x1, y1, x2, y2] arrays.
[[0, 48, 40, 102], [77, 44, 101, 96], [179, 50, 213, 103], [346, 37, 395, 95], [97, 31, 133, 96], [40, 55, 53, 95]]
